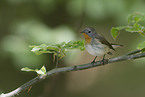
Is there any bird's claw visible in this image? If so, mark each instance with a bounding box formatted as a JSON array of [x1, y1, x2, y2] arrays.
[[91, 60, 95, 63], [101, 59, 108, 65]]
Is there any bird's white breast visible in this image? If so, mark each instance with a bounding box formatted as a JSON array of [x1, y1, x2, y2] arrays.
[[85, 43, 109, 56]]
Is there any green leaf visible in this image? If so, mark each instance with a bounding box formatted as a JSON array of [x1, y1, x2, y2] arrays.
[[126, 26, 140, 32], [111, 26, 126, 40], [128, 12, 145, 25], [137, 41, 145, 50], [138, 31, 145, 36], [116, 26, 127, 30], [35, 66, 46, 75], [141, 48, 145, 53], [21, 67, 35, 72], [125, 23, 145, 34], [111, 27, 119, 40], [40, 66, 46, 74]]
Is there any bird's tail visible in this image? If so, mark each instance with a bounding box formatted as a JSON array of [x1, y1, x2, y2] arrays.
[[111, 44, 123, 48]]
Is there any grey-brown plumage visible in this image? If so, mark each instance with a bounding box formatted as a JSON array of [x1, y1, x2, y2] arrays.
[[80, 27, 122, 63], [95, 32, 115, 51]]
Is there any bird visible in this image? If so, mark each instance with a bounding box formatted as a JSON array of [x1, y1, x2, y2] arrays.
[[80, 27, 122, 63]]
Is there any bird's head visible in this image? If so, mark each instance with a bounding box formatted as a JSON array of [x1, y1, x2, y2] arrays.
[[80, 27, 96, 38]]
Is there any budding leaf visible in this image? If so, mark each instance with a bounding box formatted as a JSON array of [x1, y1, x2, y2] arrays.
[[35, 66, 46, 75], [21, 66, 47, 75], [21, 67, 34, 72]]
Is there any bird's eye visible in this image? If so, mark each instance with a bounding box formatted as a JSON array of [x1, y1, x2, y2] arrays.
[[88, 31, 91, 33]]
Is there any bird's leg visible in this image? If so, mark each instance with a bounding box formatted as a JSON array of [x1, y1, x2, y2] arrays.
[[103, 54, 105, 60], [91, 56, 97, 63], [101, 54, 108, 65]]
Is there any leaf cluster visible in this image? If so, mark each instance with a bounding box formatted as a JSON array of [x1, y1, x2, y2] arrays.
[[29, 40, 85, 58], [22, 40, 85, 75], [111, 12, 145, 52]]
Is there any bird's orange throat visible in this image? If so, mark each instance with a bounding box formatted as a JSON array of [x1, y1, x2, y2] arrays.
[[83, 33, 91, 44]]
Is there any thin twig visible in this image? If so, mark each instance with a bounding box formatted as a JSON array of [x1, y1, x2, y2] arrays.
[[55, 53, 58, 68], [1, 50, 145, 97], [126, 49, 142, 55]]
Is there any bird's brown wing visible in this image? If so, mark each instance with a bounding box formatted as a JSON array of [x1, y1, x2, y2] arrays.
[[95, 33, 115, 51]]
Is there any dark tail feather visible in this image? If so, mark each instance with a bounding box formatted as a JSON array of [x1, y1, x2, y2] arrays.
[[111, 44, 123, 48]]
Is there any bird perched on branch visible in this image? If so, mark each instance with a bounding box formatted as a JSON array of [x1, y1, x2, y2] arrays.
[[80, 27, 123, 63]]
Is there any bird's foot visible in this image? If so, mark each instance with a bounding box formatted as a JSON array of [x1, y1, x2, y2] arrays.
[[101, 58, 108, 65], [91, 60, 95, 63], [91, 60, 96, 67]]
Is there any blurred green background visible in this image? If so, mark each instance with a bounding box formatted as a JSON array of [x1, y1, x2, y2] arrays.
[[1, 0, 145, 97]]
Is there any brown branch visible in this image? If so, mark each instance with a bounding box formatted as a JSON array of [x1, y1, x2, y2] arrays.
[[1, 50, 145, 97]]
